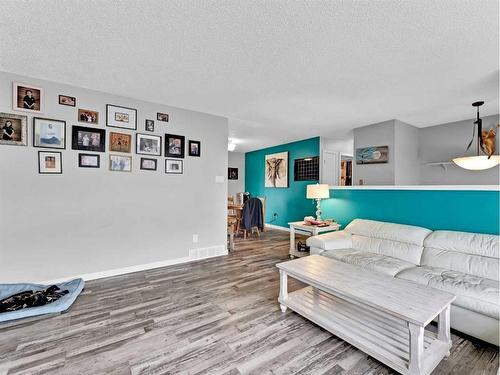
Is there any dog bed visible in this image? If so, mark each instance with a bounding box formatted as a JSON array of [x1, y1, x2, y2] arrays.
[[0, 278, 85, 323]]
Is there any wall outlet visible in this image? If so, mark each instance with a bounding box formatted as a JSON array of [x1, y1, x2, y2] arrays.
[[192, 234, 199, 243], [273, 213, 278, 218]]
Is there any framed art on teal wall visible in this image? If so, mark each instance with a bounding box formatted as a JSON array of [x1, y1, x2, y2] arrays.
[[265, 151, 288, 188]]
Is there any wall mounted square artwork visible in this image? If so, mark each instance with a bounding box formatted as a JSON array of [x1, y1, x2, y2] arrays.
[[109, 132, 132, 153], [228, 167, 238, 180], [33, 117, 66, 149], [78, 109, 99, 124], [265, 151, 288, 188], [165, 159, 183, 174], [109, 155, 132, 172], [356, 145, 389, 164], [0, 112, 27, 146], [72, 125, 106, 152], [38, 151, 62, 174], [78, 153, 100, 168], [140, 158, 157, 171], [136, 133, 161, 156], [145, 119, 154, 132], [106, 104, 137, 130], [188, 140, 201, 157], [13, 82, 44, 113], [59, 95, 76, 107], [157, 112, 169, 122], [165, 133, 185, 158]]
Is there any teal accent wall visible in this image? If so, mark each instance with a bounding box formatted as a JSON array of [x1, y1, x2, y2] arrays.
[[322, 189, 499, 235], [245, 137, 320, 227]]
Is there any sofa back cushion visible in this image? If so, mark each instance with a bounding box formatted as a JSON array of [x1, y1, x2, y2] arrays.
[[423, 230, 500, 281], [345, 219, 432, 265]]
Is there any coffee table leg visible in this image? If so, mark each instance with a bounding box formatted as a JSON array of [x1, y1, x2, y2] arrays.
[[438, 305, 451, 356], [279, 270, 288, 312], [408, 323, 424, 375]]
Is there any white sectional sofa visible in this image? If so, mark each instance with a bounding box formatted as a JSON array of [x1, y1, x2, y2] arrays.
[[306, 218, 500, 345]]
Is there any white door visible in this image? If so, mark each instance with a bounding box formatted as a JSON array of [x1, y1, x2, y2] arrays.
[[322, 151, 341, 186]]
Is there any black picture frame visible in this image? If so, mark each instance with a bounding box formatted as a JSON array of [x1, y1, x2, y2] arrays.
[[165, 159, 183, 174], [157, 112, 169, 122], [140, 157, 157, 171], [71, 125, 106, 152], [165, 133, 185, 158], [188, 140, 201, 157], [145, 119, 154, 132], [38, 151, 62, 174], [33, 117, 66, 149], [58, 94, 76, 107], [78, 153, 100, 168], [228, 167, 238, 180], [106, 104, 137, 130]]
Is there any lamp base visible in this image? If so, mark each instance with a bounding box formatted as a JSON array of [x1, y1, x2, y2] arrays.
[[315, 198, 322, 222]]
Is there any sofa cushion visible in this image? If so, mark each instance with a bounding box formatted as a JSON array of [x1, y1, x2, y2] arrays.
[[345, 219, 432, 246], [423, 231, 499, 281], [306, 230, 352, 251], [396, 266, 499, 319], [322, 249, 416, 277]]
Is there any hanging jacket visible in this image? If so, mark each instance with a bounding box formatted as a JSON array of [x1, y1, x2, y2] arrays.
[[240, 198, 264, 231]]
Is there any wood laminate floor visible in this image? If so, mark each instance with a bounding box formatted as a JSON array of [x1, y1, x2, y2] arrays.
[[0, 230, 498, 375]]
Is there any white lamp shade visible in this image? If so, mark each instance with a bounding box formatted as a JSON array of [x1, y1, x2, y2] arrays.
[[452, 155, 500, 170], [306, 184, 330, 199]]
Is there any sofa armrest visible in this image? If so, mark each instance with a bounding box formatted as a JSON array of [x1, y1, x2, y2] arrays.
[[306, 230, 352, 252]]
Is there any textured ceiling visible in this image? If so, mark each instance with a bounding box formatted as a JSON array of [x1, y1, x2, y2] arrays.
[[1, 0, 498, 152]]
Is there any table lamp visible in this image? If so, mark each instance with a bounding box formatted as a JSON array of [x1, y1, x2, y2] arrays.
[[306, 184, 330, 221]]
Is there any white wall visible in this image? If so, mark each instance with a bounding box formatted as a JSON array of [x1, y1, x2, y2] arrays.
[[228, 151, 245, 198], [394, 120, 420, 185], [0, 71, 228, 283], [320, 136, 353, 156]]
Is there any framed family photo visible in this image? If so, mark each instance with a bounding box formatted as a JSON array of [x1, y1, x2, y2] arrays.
[[78, 109, 99, 124], [109, 154, 132, 172], [33, 117, 66, 149], [136, 133, 161, 156], [165, 159, 183, 174], [0, 112, 27, 146], [165, 133, 185, 158], [157, 112, 169, 122], [78, 153, 100, 168], [106, 104, 137, 130], [145, 119, 154, 132], [188, 140, 201, 157], [140, 158, 157, 171], [38, 151, 62, 174], [72, 125, 106, 152], [109, 132, 132, 153], [13, 82, 44, 113], [59, 95, 76, 107]]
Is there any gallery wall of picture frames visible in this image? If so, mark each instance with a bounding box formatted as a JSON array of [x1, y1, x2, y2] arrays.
[[2, 81, 204, 175]]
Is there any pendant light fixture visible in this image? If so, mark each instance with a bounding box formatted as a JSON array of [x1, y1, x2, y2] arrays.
[[452, 101, 500, 170]]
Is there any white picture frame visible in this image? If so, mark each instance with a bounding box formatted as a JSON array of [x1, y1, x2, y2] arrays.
[[136, 133, 161, 156], [13, 82, 44, 114]]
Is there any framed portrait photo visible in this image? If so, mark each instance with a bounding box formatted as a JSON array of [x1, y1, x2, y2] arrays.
[[38, 151, 62, 174], [165, 159, 183, 174], [78, 153, 100, 168], [140, 158, 157, 171], [33, 117, 66, 149], [109, 132, 132, 153], [136, 133, 161, 156], [106, 104, 137, 130], [188, 140, 201, 157], [13, 82, 44, 113], [109, 154, 132, 172], [145, 119, 154, 132], [157, 112, 169, 122], [78, 109, 99, 124], [72, 125, 106, 152], [165, 133, 185, 158], [59, 95, 76, 107], [0, 112, 27, 146]]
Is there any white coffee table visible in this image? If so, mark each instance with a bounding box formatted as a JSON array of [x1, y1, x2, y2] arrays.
[[276, 255, 456, 375], [288, 221, 341, 258]]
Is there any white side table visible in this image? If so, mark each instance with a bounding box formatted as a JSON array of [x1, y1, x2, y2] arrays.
[[288, 221, 341, 258]]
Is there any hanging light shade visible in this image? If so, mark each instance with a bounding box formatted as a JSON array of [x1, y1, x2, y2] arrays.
[[452, 101, 500, 171]]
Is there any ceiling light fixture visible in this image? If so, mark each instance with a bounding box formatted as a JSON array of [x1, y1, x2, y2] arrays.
[[228, 139, 236, 152], [452, 101, 500, 170]]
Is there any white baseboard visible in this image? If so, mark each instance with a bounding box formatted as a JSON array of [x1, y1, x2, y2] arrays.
[[266, 223, 290, 232], [40, 245, 227, 285]]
